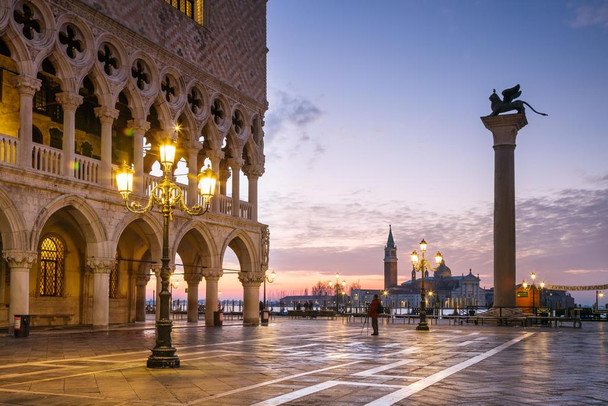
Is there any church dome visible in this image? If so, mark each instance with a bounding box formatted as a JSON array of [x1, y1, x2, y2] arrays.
[[434, 260, 452, 278]]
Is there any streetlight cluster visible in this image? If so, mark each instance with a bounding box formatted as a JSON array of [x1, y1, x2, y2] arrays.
[[115, 130, 217, 369], [521, 272, 545, 315], [410, 239, 443, 331], [328, 273, 347, 313]]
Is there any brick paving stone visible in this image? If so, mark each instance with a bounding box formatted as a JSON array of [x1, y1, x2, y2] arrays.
[[0, 319, 606, 405]]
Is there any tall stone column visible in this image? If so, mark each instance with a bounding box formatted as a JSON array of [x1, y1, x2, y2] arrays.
[[3, 251, 36, 328], [243, 165, 263, 222], [229, 158, 243, 218], [128, 119, 150, 196], [56, 92, 83, 177], [87, 258, 115, 330], [184, 274, 202, 322], [135, 273, 150, 322], [10, 75, 41, 169], [95, 107, 120, 187], [239, 271, 264, 326], [187, 148, 199, 207], [203, 268, 222, 326], [481, 114, 528, 309]]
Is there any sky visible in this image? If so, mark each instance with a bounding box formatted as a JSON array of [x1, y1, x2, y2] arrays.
[[169, 0, 608, 306]]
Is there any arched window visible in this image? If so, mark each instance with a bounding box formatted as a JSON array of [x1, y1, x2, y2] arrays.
[[109, 251, 119, 299], [39, 236, 65, 296]]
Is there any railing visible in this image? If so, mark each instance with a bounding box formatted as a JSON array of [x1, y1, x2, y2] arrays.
[[74, 155, 99, 184], [239, 201, 252, 220], [0, 134, 18, 166], [143, 173, 188, 202], [32, 143, 62, 175], [216, 195, 232, 216]]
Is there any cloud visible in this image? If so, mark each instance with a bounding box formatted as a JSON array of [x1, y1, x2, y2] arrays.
[[264, 89, 323, 143], [570, 1, 608, 28]]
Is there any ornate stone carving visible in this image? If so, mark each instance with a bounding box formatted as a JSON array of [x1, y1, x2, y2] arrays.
[[184, 273, 203, 285], [87, 258, 116, 274], [128, 119, 151, 135], [94, 106, 120, 123], [488, 85, 547, 117], [3, 250, 37, 269], [136, 273, 151, 286], [10, 75, 41, 96], [261, 225, 270, 268], [56, 92, 84, 112], [238, 271, 264, 286], [202, 268, 223, 279]]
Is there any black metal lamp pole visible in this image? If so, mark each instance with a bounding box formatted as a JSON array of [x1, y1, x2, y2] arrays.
[[411, 239, 442, 332], [115, 138, 216, 369]]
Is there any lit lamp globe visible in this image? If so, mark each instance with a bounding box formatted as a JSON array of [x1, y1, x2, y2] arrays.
[[198, 164, 217, 203], [268, 269, 276, 282], [410, 251, 419, 265], [419, 239, 427, 252], [159, 141, 177, 170], [116, 162, 134, 200], [435, 251, 443, 265]]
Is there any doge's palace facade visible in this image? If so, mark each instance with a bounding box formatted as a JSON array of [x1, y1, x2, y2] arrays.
[[0, 0, 268, 329]]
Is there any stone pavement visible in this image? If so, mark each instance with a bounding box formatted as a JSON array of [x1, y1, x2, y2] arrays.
[[0, 318, 606, 405]]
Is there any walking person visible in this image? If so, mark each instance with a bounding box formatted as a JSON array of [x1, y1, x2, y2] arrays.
[[368, 294, 382, 336]]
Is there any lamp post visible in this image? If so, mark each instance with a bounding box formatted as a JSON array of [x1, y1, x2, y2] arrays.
[[169, 275, 179, 313], [382, 290, 388, 314], [428, 290, 434, 317], [410, 239, 443, 331], [116, 136, 217, 369], [328, 273, 346, 314], [263, 269, 276, 309], [596, 291, 604, 310]]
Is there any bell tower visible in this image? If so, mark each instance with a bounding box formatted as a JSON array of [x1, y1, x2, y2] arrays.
[[384, 225, 398, 289]]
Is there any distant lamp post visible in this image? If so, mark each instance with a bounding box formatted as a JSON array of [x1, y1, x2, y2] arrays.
[[428, 290, 434, 316], [169, 275, 179, 312], [116, 137, 217, 369], [410, 239, 443, 331], [328, 273, 346, 313], [596, 291, 605, 310], [521, 273, 543, 315], [539, 280, 546, 308], [263, 269, 276, 309]]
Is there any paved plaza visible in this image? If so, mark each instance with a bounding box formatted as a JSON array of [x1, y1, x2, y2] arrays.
[[0, 318, 606, 405]]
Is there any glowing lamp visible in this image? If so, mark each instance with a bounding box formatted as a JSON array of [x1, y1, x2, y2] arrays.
[[435, 251, 443, 265], [197, 164, 217, 203], [410, 250, 419, 265], [268, 269, 276, 282], [116, 161, 134, 200], [419, 239, 427, 252], [522, 280, 528, 289], [159, 141, 176, 168], [540, 281, 545, 289], [530, 272, 536, 281]]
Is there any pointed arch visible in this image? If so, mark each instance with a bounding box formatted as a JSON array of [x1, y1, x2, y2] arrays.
[[0, 186, 28, 251], [221, 229, 256, 273]]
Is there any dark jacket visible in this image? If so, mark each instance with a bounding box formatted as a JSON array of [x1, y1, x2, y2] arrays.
[[368, 298, 381, 319]]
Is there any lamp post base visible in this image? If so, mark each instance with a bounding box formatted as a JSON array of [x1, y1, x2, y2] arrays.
[[416, 321, 430, 331], [147, 353, 180, 368], [147, 318, 180, 368]]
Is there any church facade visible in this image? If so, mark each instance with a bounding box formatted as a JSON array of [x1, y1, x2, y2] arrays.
[[0, 0, 268, 329], [382, 228, 489, 310]]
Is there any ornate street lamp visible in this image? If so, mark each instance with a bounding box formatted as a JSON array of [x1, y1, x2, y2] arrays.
[[410, 239, 443, 331], [263, 269, 276, 309], [116, 137, 217, 368]]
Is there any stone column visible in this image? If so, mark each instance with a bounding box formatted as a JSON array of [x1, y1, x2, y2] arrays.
[[55, 92, 83, 177], [128, 119, 150, 196], [229, 158, 243, 218], [87, 258, 115, 330], [184, 273, 202, 322], [135, 273, 150, 322], [206, 150, 222, 213], [481, 114, 528, 309], [187, 148, 199, 207], [202, 268, 222, 326], [151, 265, 161, 321], [239, 271, 264, 326], [243, 166, 263, 222], [10, 75, 41, 169], [95, 107, 120, 187], [3, 251, 36, 328]]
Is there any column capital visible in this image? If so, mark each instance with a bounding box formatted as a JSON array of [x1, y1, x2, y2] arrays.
[[136, 273, 151, 286], [151, 264, 161, 277], [227, 158, 244, 170], [94, 106, 120, 123], [243, 164, 264, 178], [56, 92, 84, 112], [238, 271, 264, 287], [127, 119, 151, 134], [3, 250, 37, 268], [87, 257, 116, 274], [481, 113, 528, 147], [206, 149, 224, 162], [184, 273, 203, 284], [10, 75, 41, 95], [202, 268, 223, 280]]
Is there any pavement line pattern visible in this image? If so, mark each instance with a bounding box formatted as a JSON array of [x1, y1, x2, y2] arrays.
[[186, 360, 362, 405], [365, 332, 534, 405], [352, 360, 414, 376], [252, 381, 341, 406]]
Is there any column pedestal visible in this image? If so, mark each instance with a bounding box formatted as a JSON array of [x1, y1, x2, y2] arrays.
[[481, 114, 528, 310]]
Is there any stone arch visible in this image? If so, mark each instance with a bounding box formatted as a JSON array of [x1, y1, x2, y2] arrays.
[[119, 80, 147, 122], [172, 221, 219, 271], [111, 212, 163, 260], [30, 194, 107, 257], [221, 229, 256, 274], [0, 28, 32, 75], [0, 186, 28, 251]]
